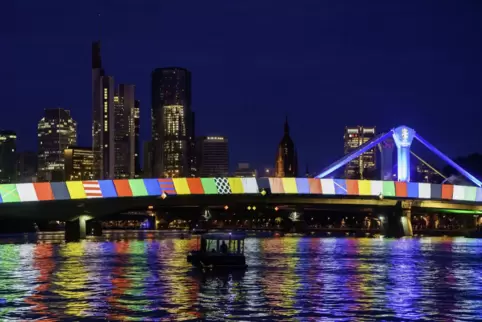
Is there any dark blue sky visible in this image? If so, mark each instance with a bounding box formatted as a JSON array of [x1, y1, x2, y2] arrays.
[[5, 0, 482, 173]]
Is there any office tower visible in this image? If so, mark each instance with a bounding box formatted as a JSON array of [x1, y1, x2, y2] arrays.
[[37, 108, 77, 181], [134, 100, 141, 177], [92, 41, 115, 179], [196, 136, 229, 177], [113, 84, 135, 178], [344, 126, 376, 179], [0, 130, 17, 183], [64, 147, 95, 181], [188, 111, 197, 177], [234, 163, 257, 177], [17, 151, 37, 183], [143, 141, 153, 178], [275, 117, 298, 177], [151, 67, 192, 178]]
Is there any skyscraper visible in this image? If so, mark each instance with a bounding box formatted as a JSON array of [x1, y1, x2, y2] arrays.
[[275, 118, 298, 177], [196, 136, 229, 177], [17, 151, 37, 183], [151, 67, 192, 178], [344, 126, 376, 179], [92, 41, 115, 179], [0, 130, 17, 183], [134, 100, 141, 177], [113, 84, 135, 178], [64, 147, 95, 181], [37, 108, 77, 181]]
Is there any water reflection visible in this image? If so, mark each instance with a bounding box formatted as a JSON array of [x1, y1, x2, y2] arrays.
[[0, 237, 480, 320]]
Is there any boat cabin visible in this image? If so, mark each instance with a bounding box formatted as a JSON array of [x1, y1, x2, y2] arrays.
[[196, 232, 246, 255]]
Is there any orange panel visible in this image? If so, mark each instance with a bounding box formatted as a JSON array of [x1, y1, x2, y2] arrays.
[[187, 178, 204, 194], [346, 180, 359, 195], [441, 184, 454, 200], [113, 180, 133, 197], [33, 182, 54, 201], [308, 179, 322, 194], [269, 178, 285, 193], [395, 182, 408, 197]]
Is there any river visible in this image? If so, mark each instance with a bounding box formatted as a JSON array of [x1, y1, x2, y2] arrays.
[[0, 236, 481, 321]]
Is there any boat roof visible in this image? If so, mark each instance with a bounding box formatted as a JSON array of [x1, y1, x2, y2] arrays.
[[201, 232, 246, 240]]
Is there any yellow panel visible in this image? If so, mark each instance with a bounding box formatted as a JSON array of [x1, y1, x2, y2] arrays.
[[358, 180, 371, 195], [282, 178, 298, 193], [66, 181, 86, 199], [228, 178, 244, 194], [173, 178, 191, 195]]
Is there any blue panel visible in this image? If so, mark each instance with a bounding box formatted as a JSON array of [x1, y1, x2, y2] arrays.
[[430, 184, 442, 200], [51, 182, 70, 200], [256, 178, 270, 190], [0, 193, 2, 203], [334, 179, 347, 195], [407, 182, 419, 198], [143, 179, 162, 196], [295, 178, 310, 194], [476, 188, 482, 202], [98, 180, 117, 198]]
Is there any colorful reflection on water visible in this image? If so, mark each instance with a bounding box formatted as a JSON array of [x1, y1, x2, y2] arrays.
[[0, 237, 481, 320]]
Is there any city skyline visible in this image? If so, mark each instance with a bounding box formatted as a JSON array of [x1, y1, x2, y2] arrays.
[[4, 0, 482, 174]]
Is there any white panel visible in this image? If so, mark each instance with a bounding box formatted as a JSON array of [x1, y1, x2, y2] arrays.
[[16, 183, 38, 202], [241, 178, 258, 193], [370, 180, 383, 196], [452, 185, 465, 200], [320, 179, 335, 195], [418, 183, 431, 199]]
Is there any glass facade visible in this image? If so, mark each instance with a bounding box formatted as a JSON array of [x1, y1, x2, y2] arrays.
[[0, 130, 17, 183], [64, 147, 94, 181], [196, 136, 229, 177], [344, 126, 376, 179]]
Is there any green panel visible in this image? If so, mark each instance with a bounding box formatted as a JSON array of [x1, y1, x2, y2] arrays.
[[382, 181, 395, 197], [201, 178, 218, 194], [128, 179, 148, 196], [464, 186, 477, 201], [0, 184, 20, 202]]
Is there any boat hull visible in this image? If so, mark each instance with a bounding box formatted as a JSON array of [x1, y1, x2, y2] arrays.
[[187, 252, 247, 269]]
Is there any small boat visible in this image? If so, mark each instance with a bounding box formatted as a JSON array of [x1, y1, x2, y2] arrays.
[[187, 232, 247, 269]]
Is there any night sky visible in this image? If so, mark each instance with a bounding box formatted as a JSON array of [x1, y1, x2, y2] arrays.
[[5, 0, 482, 174]]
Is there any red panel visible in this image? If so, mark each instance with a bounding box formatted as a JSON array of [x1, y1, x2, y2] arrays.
[[186, 178, 204, 194], [395, 182, 408, 197], [33, 182, 54, 201], [113, 180, 133, 197], [308, 179, 322, 194], [346, 180, 359, 195], [441, 184, 454, 200]]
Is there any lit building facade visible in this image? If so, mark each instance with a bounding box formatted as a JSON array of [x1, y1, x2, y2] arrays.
[[64, 147, 94, 181], [196, 136, 229, 177], [37, 108, 77, 181], [134, 100, 141, 177], [344, 126, 376, 179], [275, 118, 298, 177], [113, 84, 136, 178], [17, 151, 37, 183], [0, 130, 17, 183], [92, 41, 115, 179], [151, 67, 193, 178]]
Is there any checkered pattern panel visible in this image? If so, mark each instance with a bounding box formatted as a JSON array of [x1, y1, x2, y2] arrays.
[[214, 178, 232, 194]]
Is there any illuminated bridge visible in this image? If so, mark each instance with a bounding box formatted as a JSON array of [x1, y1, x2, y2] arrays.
[[0, 125, 480, 240]]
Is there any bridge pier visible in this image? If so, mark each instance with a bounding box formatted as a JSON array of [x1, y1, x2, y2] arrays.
[[65, 215, 90, 242], [382, 201, 413, 238], [86, 220, 103, 237]]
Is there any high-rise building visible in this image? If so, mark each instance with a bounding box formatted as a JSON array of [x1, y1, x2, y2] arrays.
[[234, 163, 257, 177], [92, 41, 115, 179], [188, 111, 197, 177], [275, 118, 298, 177], [64, 147, 95, 181], [0, 130, 17, 183], [143, 141, 153, 178], [196, 136, 229, 177], [37, 108, 77, 181], [151, 67, 192, 178], [344, 126, 376, 179], [17, 151, 37, 183], [113, 84, 135, 178], [134, 100, 141, 177]]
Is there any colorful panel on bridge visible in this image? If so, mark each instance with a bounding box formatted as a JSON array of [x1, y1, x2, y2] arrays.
[[99, 180, 117, 198], [282, 178, 298, 193], [241, 178, 258, 193], [370, 181, 383, 196], [308, 178, 322, 193], [158, 179, 176, 195], [200, 178, 217, 194], [418, 183, 431, 199], [128, 179, 149, 196], [464, 187, 477, 201], [269, 178, 284, 194], [430, 184, 442, 200], [66, 181, 87, 199], [113, 180, 133, 197], [441, 185, 453, 200], [358, 180, 371, 195], [187, 178, 204, 194], [173, 178, 190, 195], [83, 181, 103, 198], [320, 179, 335, 195], [295, 178, 310, 194], [407, 183, 419, 198], [256, 178, 270, 192], [476, 188, 482, 202], [452, 185, 465, 201], [16, 183, 38, 202], [214, 178, 232, 194], [228, 178, 244, 193], [346, 180, 359, 195], [33, 182, 55, 201], [395, 182, 407, 197], [333, 179, 347, 195], [0, 184, 20, 203], [50, 182, 70, 200], [383, 181, 395, 197], [143, 179, 162, 196]]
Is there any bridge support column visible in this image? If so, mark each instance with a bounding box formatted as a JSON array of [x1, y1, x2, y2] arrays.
[[65, 215, 90, 242], [383, 201, 413, 238]]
